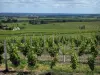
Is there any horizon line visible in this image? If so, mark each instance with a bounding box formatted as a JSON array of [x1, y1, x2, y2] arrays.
[[0, 12, 100, 14]]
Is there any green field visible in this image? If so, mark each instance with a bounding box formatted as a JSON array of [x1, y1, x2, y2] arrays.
[[0, 17, 100, 75], [0, 21, 100, 40]]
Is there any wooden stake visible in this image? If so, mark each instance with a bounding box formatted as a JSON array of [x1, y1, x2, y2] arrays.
[[4, 40, 9, 72]]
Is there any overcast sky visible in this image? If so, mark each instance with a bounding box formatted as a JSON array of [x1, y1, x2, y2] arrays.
[[0, 0, 100, 13]]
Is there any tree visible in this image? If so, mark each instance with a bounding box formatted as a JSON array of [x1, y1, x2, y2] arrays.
[[90, 45, 98, 58], [88, 42, 98, 74], [27, 46, 37, 67], [78, 42, 87, 56], [61, 45, 66, 63], [34, 47, 44, 57], [46, 37, 59, 69], [50, 57, 58, 69], [71, 52, 78, 74], [88, 55, 95, 74], [19, 43, 29, 56], [48, 45, 59, 69], [54, 36, 59, 46], [6, 18, 12, 23], [12, 19, 17, 23], [8, 44, 20, 67], [60, 36, 66, 44], [47, 44, 59, 57], [95, 32, 100, 45], [20, 36, 26, 43], [73, 38, 81, 47], [33, 37, 44, 57]]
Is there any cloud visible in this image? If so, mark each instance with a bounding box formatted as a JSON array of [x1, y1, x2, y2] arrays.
[[52, 0, 100, 8], [54, 0, 74, 2], [0, 0, 100, 13], [0, 0, 47, 4], [0, 0, 99, 7]]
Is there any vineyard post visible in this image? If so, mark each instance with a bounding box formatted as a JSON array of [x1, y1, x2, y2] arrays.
[[4, 40, 9, 72], [63, 45, 66, 63]]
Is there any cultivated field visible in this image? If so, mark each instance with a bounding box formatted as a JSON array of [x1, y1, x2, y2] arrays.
[[0, 21, 100, 39], [0, 16, 100, 75]]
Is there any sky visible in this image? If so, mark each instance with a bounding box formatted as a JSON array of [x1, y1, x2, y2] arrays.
[[0, 0, 100, 13]]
